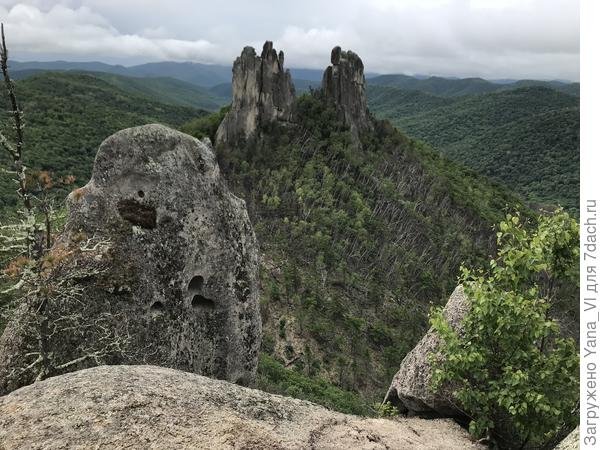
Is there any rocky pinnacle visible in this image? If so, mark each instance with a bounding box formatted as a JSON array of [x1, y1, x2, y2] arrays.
[[215, 41, 295, 146], [322, 46, 372, 136]]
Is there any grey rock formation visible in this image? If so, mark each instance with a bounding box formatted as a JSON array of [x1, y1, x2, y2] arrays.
[[0, 365, 484, 450], [322, 46, 372, 136], [384, 286, 470, 416], [215, 41, 295, 146], [0, 124, 261, 395]]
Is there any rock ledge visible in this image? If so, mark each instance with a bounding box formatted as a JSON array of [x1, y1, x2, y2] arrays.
[[0, 365, 483, 450]]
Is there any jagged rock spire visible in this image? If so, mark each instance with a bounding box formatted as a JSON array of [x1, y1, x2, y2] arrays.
[[322, 46, 371, 136], [216, 41, 295, 146]]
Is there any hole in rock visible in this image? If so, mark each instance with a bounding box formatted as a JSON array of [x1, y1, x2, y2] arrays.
[[150, 301, 164, 310], [188, 275, 204, 292], [117, 199, 156, 229], [192, 294, 215, 310], [137, 190, 145, 198]]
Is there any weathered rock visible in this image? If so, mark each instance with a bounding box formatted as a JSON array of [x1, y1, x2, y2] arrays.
[[0, 124, 261, 395], [0, 365, 484, 450], [554, 427, 579, 450], [322, 46, 372, 136], [216, 41, 295, 146], [384, 286, 470, 416]]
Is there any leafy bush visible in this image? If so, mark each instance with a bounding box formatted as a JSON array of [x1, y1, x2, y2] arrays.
[[430, 209, 579, 448], [373, 401, 399, 418]]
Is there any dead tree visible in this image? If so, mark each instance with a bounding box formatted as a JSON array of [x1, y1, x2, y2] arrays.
[[0, 24, 134, 390]]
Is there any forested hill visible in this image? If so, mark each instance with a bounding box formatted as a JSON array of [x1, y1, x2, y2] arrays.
[[12, 69, 229, 112], [368, 73, 580, 97], [368, 85, 580, 212], [184, 89, 528, 403], [0, 72, 205, 211]]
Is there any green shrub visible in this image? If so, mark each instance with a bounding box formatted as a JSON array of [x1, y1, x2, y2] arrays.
[[373, 401, 399, 418], [430, 209, 579, 448]]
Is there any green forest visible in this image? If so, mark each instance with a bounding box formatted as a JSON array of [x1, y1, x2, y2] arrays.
[[368, 85, 580, 212]]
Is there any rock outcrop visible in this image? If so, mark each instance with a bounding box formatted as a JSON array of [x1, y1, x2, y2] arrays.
[[0, 124, 261, 395], [216, 41, 295, 146], [322, 46, 372, 136], [384, 286, 470, 416], [0, 365, 484, 450], [555, 427, 579, 450]]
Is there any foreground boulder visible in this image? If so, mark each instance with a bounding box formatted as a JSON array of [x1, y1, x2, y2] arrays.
[[0, 124, 261, 395], [0, 365, 483, 450], [384, 286, 469, 416], [216, 41, 295, 146], [322, 46, 372, 136]]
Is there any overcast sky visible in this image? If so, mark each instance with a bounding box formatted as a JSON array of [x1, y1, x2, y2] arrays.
[[0, 0, 580, 80]]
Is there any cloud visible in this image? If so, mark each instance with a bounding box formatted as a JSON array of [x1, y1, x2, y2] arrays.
[[0, 0, 580, 80], [0, 4, 215, 62]]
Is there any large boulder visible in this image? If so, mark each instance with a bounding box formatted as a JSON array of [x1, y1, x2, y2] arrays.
[[384, 285, 470, 416], [322, 46, 372, 136], [216, 41, 295, 146], [0, 365, 484, 450], [0, 124, 261, 395]]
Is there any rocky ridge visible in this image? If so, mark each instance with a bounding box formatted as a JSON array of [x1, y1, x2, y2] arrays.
[[216, 42, 373, 146]]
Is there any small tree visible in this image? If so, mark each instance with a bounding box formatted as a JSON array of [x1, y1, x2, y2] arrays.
[[430, 209, 579, 449]]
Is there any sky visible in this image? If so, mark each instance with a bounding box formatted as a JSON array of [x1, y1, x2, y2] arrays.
[[0, 0, 580, 81]]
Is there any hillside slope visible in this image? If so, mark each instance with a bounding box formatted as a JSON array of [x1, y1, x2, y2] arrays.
[[0, 72, 205, 210], [82, 72, 228, 111], [12, 70, 229, 111], [368, 85, 580, 212], [183, 92, 528, 402]]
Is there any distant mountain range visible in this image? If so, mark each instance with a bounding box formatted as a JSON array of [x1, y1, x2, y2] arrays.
[[8, 61, 579, 211], [367, 74, 579, 97], [10, 60, 326, 87], [11, 59, 578, 95]]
